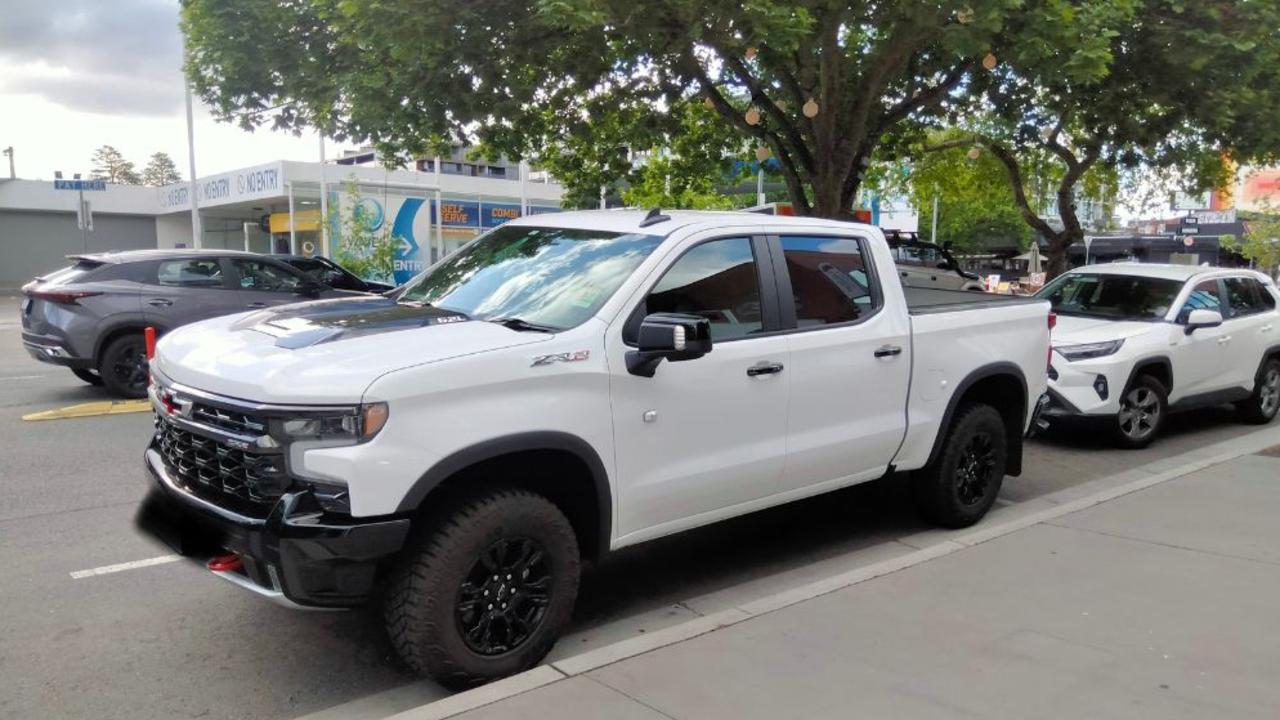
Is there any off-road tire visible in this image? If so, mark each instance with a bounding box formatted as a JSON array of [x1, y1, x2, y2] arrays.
[[1112, 374, 1168, 449], [71, 368, 104, 386], [384, 487, 580, 689], [913, 403, 1007, 529], [1236, 358, 1280, 425], [97, 334, 148, 398]]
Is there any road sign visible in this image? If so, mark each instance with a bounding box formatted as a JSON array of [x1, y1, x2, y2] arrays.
[[54, 179, 106, 191], [1183, 235, 1195, 247], [1180, 226, 1201, 235]]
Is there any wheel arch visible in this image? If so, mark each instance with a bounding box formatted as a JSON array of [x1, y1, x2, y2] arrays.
[[926, 362, 1029, 477], [1253, 344, 1280, 383], [1125, 357, 1173, 396], [396, 431, 612, 562], [94, 319, 172, 366]]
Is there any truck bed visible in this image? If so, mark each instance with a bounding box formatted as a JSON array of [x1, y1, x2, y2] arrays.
[[903, 286, 1044, 315]]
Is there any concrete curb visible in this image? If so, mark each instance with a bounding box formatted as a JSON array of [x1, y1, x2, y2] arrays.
[[382, 424, 1280, 719]]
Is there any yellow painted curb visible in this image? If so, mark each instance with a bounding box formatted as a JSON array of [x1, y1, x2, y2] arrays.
[[22, 399, 152, 422]]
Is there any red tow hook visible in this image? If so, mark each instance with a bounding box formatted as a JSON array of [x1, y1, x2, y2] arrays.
[[207, 554, 243, 573]]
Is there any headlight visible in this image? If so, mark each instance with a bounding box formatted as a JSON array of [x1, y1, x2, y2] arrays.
[[278, 402, 389, 444], [1054, 339, 1125, 361]]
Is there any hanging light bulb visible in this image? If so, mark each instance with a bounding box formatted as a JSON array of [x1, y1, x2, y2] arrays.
[[756, 145, 771, 162], [802, 98, 819, 118], [745, 108, 761, 125], [745, 47, 758, 61], [967, 146, 982, 159], [774, 99, 787, 111], [957, 7, 974, 24], [703, 96, 716, 110], [982, 53, 997, 70]]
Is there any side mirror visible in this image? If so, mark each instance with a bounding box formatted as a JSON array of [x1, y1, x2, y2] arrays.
[[1184, 308, 1223, 335], [626, 313, 713, 377]]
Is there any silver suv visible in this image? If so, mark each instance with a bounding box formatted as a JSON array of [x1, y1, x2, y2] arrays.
[[20, 249, 364, 397]]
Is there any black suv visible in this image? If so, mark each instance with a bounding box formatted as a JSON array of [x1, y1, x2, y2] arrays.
[[20, 250, 365, 397]]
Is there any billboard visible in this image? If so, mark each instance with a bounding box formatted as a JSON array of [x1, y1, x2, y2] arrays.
[[331, 193, 562, 284]]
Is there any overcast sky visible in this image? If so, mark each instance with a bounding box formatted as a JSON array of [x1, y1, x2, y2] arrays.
[[0, 0, 327, 182]]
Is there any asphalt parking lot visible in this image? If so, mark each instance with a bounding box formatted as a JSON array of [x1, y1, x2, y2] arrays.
[[0, 295, 1268, 720]]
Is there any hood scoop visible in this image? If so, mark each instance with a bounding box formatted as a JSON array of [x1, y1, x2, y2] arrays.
[[232, 296, 472, 349]]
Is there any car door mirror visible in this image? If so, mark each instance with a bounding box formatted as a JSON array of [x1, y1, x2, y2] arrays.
[[1184, 308, 1223, 335], [625, 313, 713, 377]]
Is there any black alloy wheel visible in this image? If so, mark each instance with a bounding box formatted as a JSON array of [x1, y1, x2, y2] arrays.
[[455, 537, 553, 656], [98, 334, 148, 398], [955, 432, 998, 506]]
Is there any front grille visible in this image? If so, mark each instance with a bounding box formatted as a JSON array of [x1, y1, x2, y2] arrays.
[[156, 417, 291, 509], [189, 403, 267, 435]]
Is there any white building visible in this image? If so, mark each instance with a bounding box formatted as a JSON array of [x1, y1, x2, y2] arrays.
[[0, 160, 565, 289]]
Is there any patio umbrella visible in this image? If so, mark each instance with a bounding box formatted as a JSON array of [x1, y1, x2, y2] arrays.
[[1027, 242, 1043, 274]]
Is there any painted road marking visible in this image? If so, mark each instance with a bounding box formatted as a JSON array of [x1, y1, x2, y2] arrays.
[[70, 554, 181, 579], [0, 374, 48, 381], [22, 399, 151, 422]]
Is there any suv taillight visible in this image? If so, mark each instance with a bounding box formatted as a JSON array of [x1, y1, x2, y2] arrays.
[[27, 289, 102, 305]]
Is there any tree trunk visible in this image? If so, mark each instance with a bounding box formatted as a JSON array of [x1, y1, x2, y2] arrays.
[[1044, 229, 1081, 278]]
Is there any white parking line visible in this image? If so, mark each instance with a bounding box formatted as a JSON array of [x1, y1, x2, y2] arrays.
[[0, 374, 47, 381], [69, 554, 182, 579]]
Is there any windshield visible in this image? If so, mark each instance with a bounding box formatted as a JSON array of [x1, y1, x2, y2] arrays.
[[1035, 272, 1182, 321], [395, 225, 664, 330]]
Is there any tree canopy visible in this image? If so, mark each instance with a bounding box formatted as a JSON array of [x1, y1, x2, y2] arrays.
[[182, 0, 1121, 218], [90, 145, 141, 185], [141, 152, 182, 186]]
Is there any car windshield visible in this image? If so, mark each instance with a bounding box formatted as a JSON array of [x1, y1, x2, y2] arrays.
[[394, 225, 664, 330], [1035, 272, 1182, 321]]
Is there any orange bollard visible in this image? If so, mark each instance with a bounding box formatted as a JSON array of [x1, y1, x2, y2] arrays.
[[144, 326, 157, 360]]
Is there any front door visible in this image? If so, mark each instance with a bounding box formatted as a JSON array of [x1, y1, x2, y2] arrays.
[[1171, 278, 1234, 398], [772, 234, 911, 491], [229, 258, 312, 310], [607, 235, 790, 543]]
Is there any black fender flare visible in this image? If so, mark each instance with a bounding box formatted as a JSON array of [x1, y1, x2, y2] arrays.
[[1124, 357, 1174, 395], [395, 431, 612, 558], [926, 362, 1029, 476], [1252, 344, 1280, 385]]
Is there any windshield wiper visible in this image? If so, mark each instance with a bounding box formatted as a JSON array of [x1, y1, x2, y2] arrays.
[[487, 316, 560, 333]]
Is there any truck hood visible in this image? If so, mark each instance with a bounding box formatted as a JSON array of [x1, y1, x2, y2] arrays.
[[153, 296, 551, 403], [1052, 314, 1159, 346]]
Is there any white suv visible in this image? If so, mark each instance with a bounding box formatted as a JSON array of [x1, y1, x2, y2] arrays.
[[1038, 263, 1280, 447]]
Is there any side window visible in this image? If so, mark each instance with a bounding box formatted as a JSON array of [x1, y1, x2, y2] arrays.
[[645, 237, 763, 341], [232, 260, 303, 292], [157, 259, 225, 288], [780, 235, 878, 328], [1249, 279, 1276, 311], [1180, 279, 1222, 320], [1223, 277, 1262, 318]]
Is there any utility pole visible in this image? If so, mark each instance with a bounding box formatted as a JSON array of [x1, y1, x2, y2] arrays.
[[2, 146, 13, 179], [318, 132, 328, 256]]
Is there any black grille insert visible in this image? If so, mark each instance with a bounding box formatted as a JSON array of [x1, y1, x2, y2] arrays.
[[156, 417, 291, 510]]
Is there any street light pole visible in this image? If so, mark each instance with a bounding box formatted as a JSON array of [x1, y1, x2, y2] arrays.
[[2, 146, 13, 179], [930, 186, 939, 245]]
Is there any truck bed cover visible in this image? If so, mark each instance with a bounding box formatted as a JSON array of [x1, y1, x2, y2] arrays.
[[903, 286, 1045, 315]]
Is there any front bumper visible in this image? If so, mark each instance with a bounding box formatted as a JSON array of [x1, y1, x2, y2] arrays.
[[136, 444, 411, 608], [1045, 355, 1130, 418]]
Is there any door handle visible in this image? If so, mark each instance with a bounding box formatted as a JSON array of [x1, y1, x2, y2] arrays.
[[1217, 335, 1232, 344], [148, 298, 173, 307], [746, 361, 784, 377], [874, 345, 903, 358], [246, 302, 268, 309], [1262, 325, 1273, 333]]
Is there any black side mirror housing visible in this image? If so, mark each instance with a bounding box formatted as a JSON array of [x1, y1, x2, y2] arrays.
[[626, 313, 713, 377]]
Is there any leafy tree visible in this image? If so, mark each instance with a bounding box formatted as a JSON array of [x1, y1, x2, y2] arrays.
[[141, 152, 182, 186], [330, 178, 399, 283], [181, 0, 1121, 220], [1222, 205, 1280, 279], [90, 145, 141, 185], [941, 0, 1280, 276]]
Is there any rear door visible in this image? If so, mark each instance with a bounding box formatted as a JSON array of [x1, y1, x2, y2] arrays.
[[1222, 276, 1277, 388], [1171, 278, 1233, 398], [772, 233, 911, 492], [140, 257, 244, 328]]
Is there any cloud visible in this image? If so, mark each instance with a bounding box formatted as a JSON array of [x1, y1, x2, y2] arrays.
[[0, 0, 184, 116]]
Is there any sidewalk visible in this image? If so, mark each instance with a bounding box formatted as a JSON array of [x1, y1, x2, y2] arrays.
[[398, 444, 1280, 719]]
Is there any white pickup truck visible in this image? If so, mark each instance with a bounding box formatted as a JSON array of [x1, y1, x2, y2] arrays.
[[137, 210, 1050, 687]]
